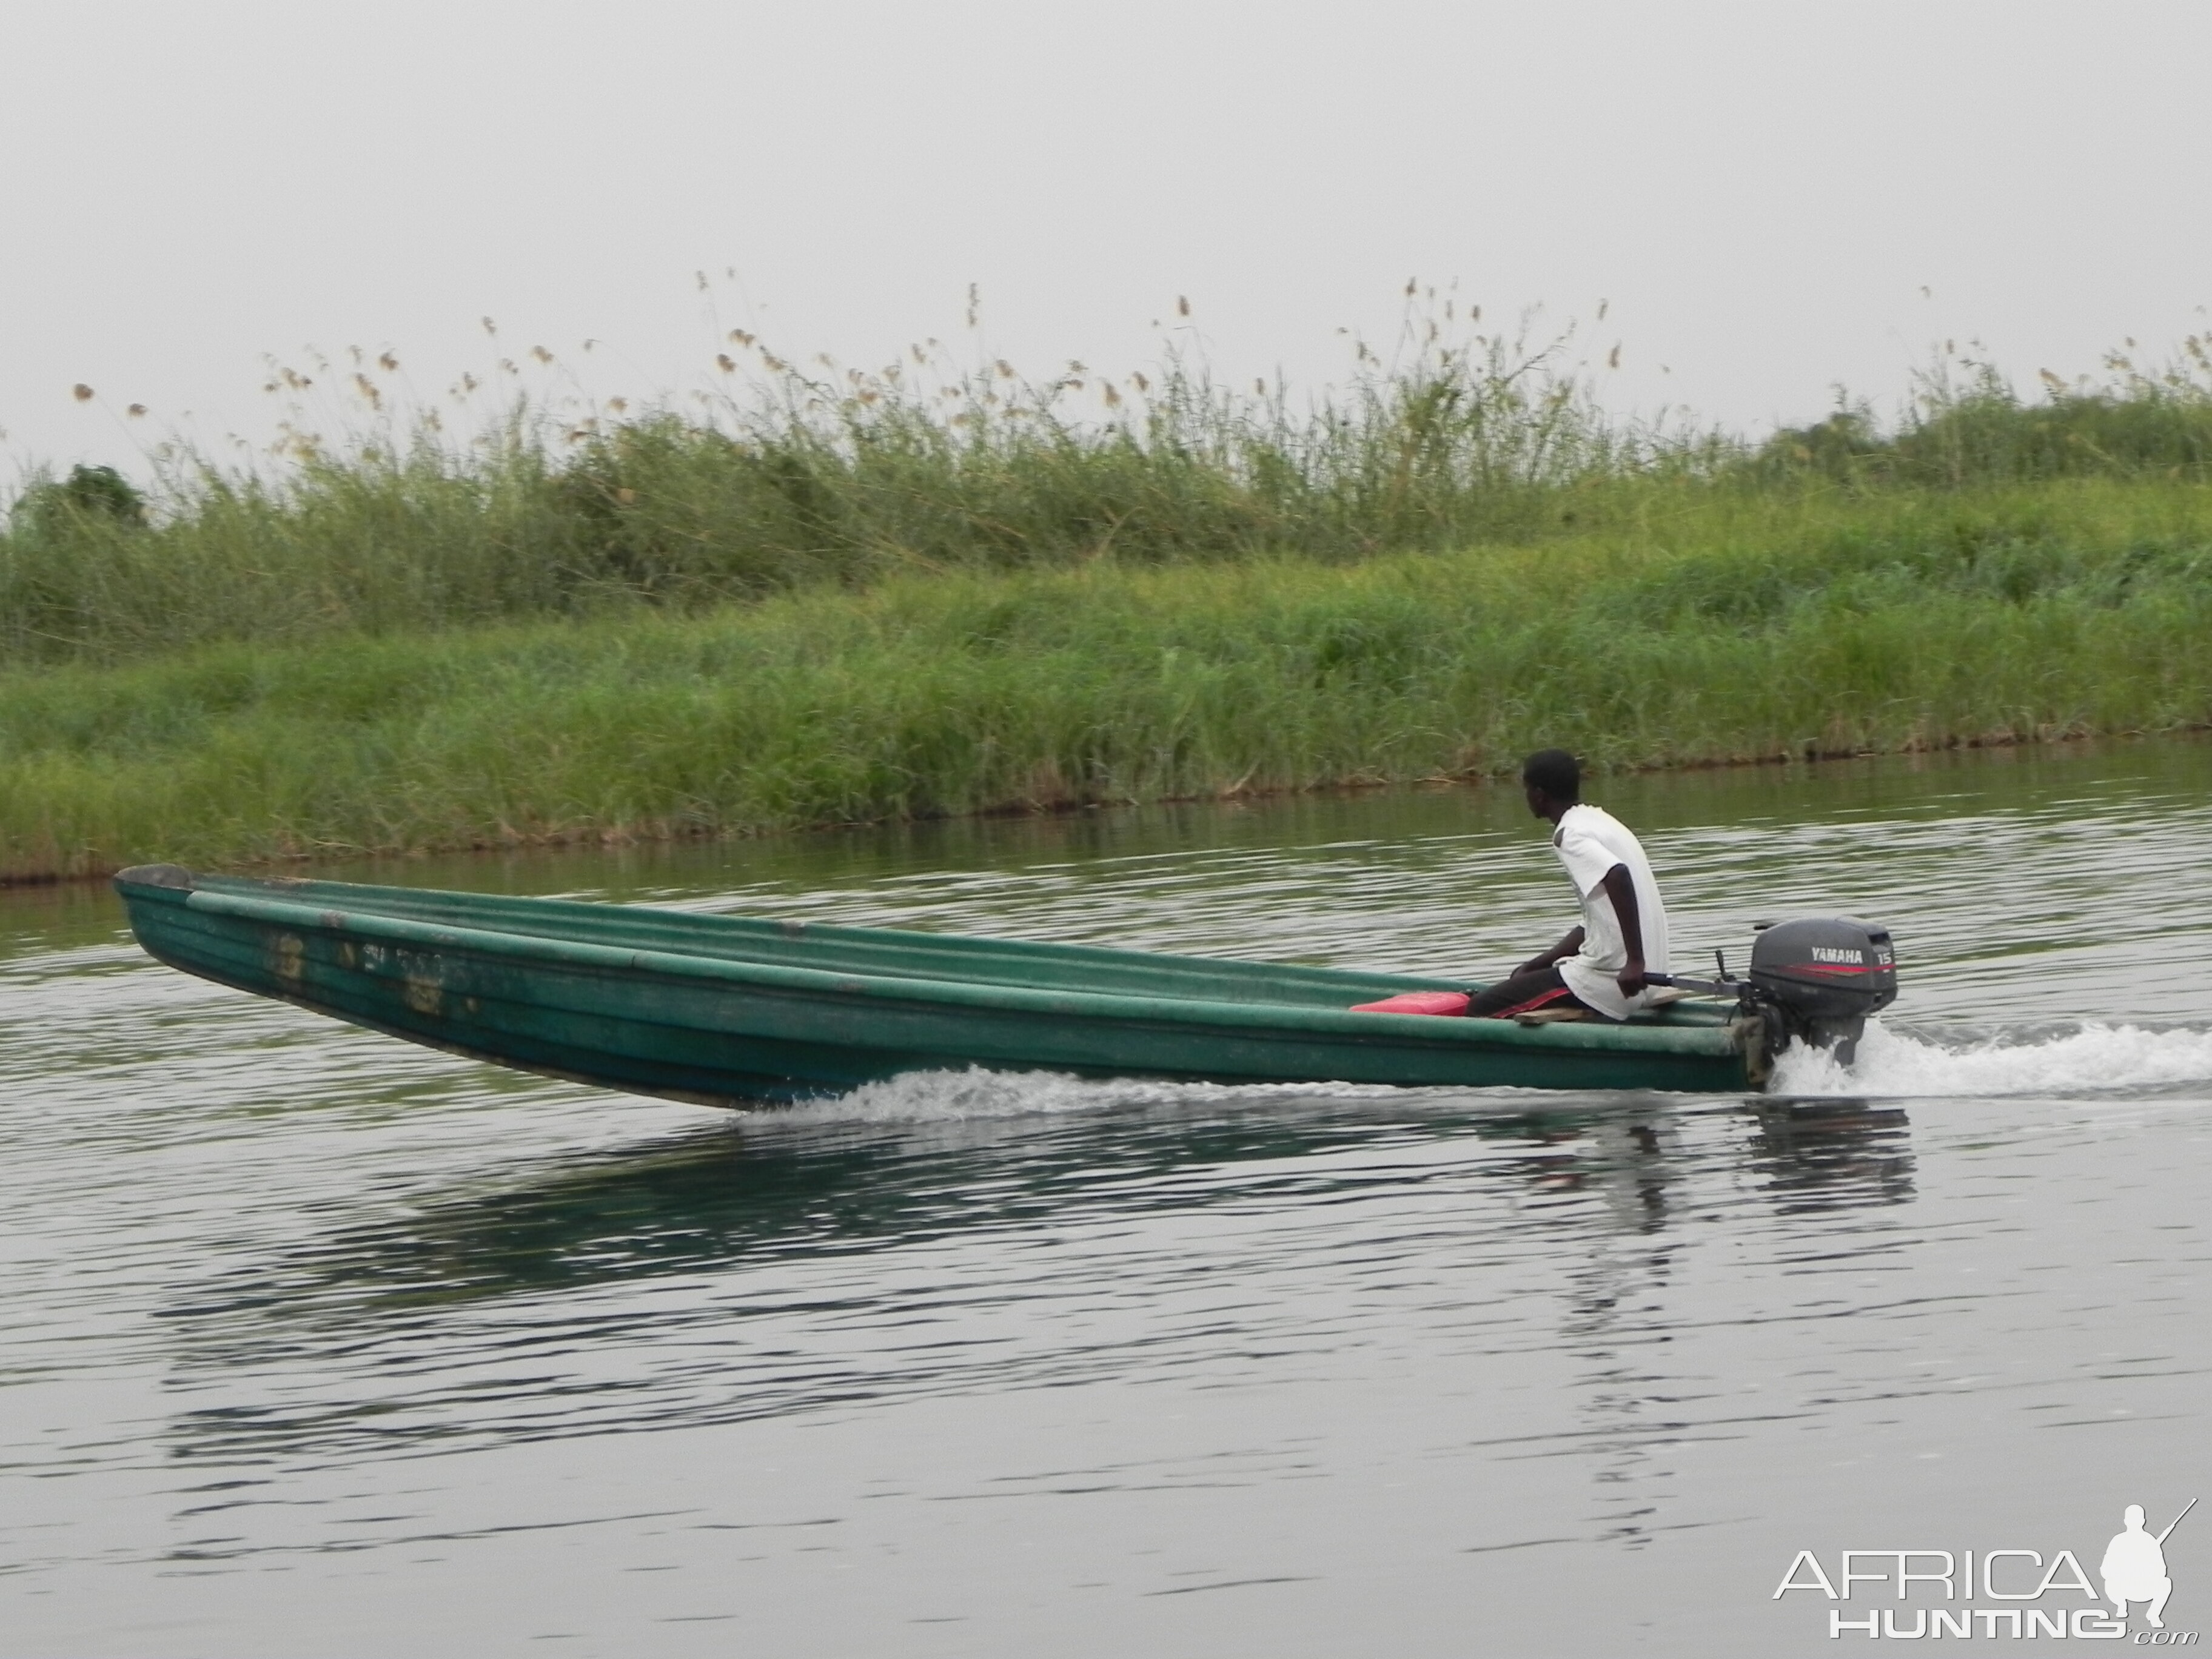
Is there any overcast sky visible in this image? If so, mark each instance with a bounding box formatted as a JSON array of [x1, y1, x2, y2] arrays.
[[5, 1, 2208, 484]]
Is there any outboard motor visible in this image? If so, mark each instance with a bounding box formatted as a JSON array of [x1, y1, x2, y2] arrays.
[[1745, 917, 1897, 1067], [1651, 916, 1897, 1083]]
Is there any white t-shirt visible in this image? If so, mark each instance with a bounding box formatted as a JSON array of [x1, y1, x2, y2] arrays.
[[1549, 803, 1670, 1021]]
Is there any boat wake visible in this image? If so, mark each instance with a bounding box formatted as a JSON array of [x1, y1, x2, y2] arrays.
[[1772, 1017, 2212, 1099], [763, 1067, 1364, 1125], [745, 1019, 2212, 1125]]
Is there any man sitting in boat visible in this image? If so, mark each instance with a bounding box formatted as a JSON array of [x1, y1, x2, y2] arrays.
[[1461, 749, 1672, 1021]]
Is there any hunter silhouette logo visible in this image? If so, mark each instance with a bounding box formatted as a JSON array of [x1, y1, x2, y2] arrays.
[[1774, 1498, 2199, 1641], [2105, 1500, 2193, 1631]]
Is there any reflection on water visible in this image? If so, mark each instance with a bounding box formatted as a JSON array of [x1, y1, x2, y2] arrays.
[[1746, 1100, 1915, 1213], [4, 737, 2212, 1657], [198, 1093, 1920, 1319], [159, 1090, 1922, 1469]]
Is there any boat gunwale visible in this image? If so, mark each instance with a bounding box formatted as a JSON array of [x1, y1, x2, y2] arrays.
[[119, 871, 1745, 1062]]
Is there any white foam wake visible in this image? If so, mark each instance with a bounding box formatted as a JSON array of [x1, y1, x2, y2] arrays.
[[748, 1021, 2212, 1124], [1771, 1017, 2212, 1099], [762, 1067, 1365, 1125], [768, 1067, 1130, 1124]]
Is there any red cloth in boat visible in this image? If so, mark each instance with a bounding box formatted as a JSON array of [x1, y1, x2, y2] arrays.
[[1349, 991, 1470, 1016]]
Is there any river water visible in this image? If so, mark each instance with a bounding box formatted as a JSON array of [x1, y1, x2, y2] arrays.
[[5, 741, 2212, 1657]]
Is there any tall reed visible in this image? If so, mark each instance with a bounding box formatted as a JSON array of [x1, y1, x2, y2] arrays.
[[4, 477, 2208, 880], [7, 317, 2212, 879], [10, 319, 2211, 668]]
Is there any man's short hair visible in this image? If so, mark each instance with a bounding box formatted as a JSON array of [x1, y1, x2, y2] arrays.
[[1521, 748, 1581, 802]]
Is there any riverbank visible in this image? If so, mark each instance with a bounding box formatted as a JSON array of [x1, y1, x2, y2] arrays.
[[5, 475, 2208, 882]]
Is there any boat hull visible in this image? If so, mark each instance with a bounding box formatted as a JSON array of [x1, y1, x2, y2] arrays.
[[113, 866, 1760, 1104]]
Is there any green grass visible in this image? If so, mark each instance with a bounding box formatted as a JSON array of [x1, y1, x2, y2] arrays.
[[7, 326, 1661, 663], [5, 477, 2210, 882], [11, 321, 2212, 669], [6, 323, 2212, 880]]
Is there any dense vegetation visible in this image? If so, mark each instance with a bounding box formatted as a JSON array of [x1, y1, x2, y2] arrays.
[[4, 324, 2210, 880]]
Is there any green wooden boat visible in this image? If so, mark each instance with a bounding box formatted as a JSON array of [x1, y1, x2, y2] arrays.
[[112, 865, 1766, 1102]]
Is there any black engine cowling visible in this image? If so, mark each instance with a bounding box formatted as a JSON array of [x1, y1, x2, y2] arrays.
[[1747, 917, 1897, 1065]]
